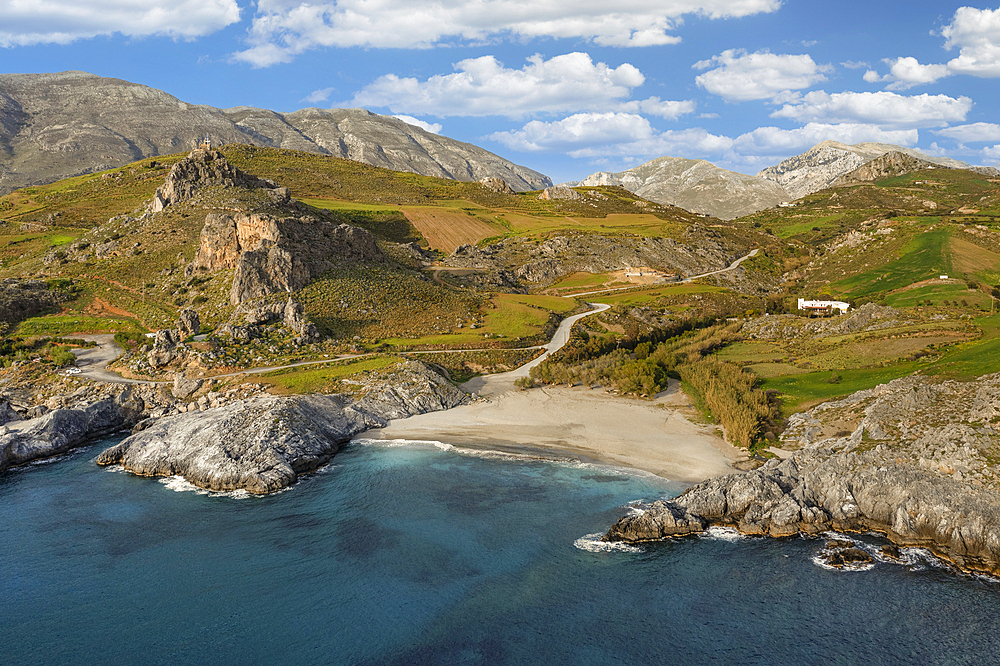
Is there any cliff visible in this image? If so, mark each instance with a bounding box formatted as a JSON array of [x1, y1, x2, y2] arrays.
[[604, 373, 1000, 576]]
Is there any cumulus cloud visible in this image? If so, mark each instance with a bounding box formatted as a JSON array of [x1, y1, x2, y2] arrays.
[[232, 0, 783, 66], [0, 0, 241, 46], [771, 91, 972, 128], [942, 5, 1000, 77], [488, 112, 731, 158], [693, 49, 831, 101], [933, 122, 1000, 143], [983, 145, 1000, 161], [864, 56, 949, 90], [393, 115, 443, 134], [348, 53, 694, 120], [732, 122, 919, 156]]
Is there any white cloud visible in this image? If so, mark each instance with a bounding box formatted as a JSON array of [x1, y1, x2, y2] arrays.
[[233, 0, 783, 66], [693, 49, 831, 101], [934, 123, 1000, 143], [942, 6, 1000, 77], [489, 113, 655, 153], [732, 123, 919, 156], [488, 112, 732, 158], [865, 57, 949, 90], [0, 0, 240, 46], [393, 115, 443, 134], [983, 145, 1000, 161], [771, 91, 972, 128], [348, 53, 694, 120], [302, 87, 336, 105]]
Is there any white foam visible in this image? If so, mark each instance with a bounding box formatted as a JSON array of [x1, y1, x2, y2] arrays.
[[700, 526, 747, 542], [157, 475, 267, 500], [573, 532, 642, 554], [352, 437, 454, 452]]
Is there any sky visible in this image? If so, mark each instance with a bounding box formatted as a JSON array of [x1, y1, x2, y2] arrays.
[[3, 1, 1000, 184]]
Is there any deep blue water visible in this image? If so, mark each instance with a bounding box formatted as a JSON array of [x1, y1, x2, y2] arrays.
[[3, 436, 1000, 666]]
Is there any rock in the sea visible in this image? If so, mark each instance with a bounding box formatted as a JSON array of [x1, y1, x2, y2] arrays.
[[97, 361, 469, 493], [97, 394, 367, 494], [0, 391, 146, 471]]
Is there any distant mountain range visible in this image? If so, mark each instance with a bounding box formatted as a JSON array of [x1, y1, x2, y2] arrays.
[[755, 140, 973, 200], [0, 71, 551, 196], [575, 140, 993, 220], [576, 157, 789, 220]]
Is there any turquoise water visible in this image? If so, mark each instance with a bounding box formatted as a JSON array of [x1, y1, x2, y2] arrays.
[[3, 436, 1000, 665]]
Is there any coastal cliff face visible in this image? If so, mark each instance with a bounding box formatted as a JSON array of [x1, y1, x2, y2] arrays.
[[96, 361, 469, 493], [605, 373, 1000, 576]]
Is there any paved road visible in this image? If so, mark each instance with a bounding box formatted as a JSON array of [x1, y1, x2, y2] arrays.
[[461, 302, 610, 395], [70, 334, 166, 385]]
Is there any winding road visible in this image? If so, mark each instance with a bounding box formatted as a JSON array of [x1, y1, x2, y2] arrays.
[[67, 302, 612, 391], [571, 248, 759, 297]]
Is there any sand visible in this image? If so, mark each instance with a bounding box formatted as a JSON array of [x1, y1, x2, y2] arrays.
[[360, 379, 746, 484]]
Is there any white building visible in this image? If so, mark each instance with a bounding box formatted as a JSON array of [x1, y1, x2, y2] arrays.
[[797, 298, 850, 314]]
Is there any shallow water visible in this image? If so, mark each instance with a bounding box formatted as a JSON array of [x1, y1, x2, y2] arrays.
[[2, 436, 999, 665]]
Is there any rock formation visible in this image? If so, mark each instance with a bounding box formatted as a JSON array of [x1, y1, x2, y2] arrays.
[[0, 71, 551, 196], [829, 151, 946, 188], [580, 156, 790, 220], [604, 373, 1000, 577], [148, 148, 384, 305], [97, 361, 469, 493], [757, 141, 970, 200]]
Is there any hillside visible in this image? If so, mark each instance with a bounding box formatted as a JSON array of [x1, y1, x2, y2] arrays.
[[756, 140, 972, 200], [0, 71, 551, 196], [579, 156, 790, 220]]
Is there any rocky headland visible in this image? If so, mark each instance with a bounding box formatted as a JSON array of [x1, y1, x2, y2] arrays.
[[604, 372, 1000, 576], [96, 360, 468, 493]]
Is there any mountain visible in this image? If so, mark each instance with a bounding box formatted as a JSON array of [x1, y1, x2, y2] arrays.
[[829, 151, 944, 188], [578, 156, 790, 220], [756, 140, 971, 200], [0, 71, 551, 196]]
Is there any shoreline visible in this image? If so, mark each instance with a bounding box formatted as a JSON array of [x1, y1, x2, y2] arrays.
[[359, 380, 746, 484]]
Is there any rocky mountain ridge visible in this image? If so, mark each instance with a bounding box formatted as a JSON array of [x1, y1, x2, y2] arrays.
[[757, 140, 972, 200], [0, 71, 551, 195], [578, 156, 791, 220]]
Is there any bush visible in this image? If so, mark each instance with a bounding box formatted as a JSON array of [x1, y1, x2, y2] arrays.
[[514, 376, 536, 390]]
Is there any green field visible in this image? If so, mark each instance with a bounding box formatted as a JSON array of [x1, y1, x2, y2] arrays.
[[258, 356, 400, 394], [15, 314, 147, 337]]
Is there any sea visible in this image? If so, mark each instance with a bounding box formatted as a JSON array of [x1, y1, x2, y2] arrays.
[[3, 435, 1000, 666]]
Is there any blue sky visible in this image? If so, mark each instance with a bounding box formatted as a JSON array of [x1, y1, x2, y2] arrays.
[[3, 1, 1000, 183]]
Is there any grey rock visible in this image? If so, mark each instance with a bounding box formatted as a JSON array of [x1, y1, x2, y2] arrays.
[[0, 391, 146, 471], [96, 361, 469, 493], [176, 308, 200, 338], [538, 186, 581, 200], [172, 375, 203, 400]]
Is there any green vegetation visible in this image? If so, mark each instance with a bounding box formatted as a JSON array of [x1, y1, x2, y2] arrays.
[[16, 314, 147, 337], [257, 356, 401, 394]]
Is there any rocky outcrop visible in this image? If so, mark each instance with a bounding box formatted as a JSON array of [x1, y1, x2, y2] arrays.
[[830, 151, 945, 188], [604, 373, 1000, 577], [0, 387, 152, 472], [479, 177, 515, 194], [449, 226, 740, 288], [741, 303, 909, 340], [176, 308, 200, 338], [216, 298, 320, 344], [151, 148, 279, 212], [580, 156, 790, 220], [538, 186, 581, 201], [96, 361, 469, 493], [757, 141, 970, 200], [0, 278, 74, 323], [189, 208, 382, 305], [0, 71, 551, 196]]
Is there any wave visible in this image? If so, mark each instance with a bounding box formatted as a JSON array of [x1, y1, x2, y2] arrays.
[[156, 475, 289, 499], [700, 526, 748, 542], [573, 532, 642, 554]]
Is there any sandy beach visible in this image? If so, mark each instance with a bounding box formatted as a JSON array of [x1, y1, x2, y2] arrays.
[[361, 379, 746, 483]]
